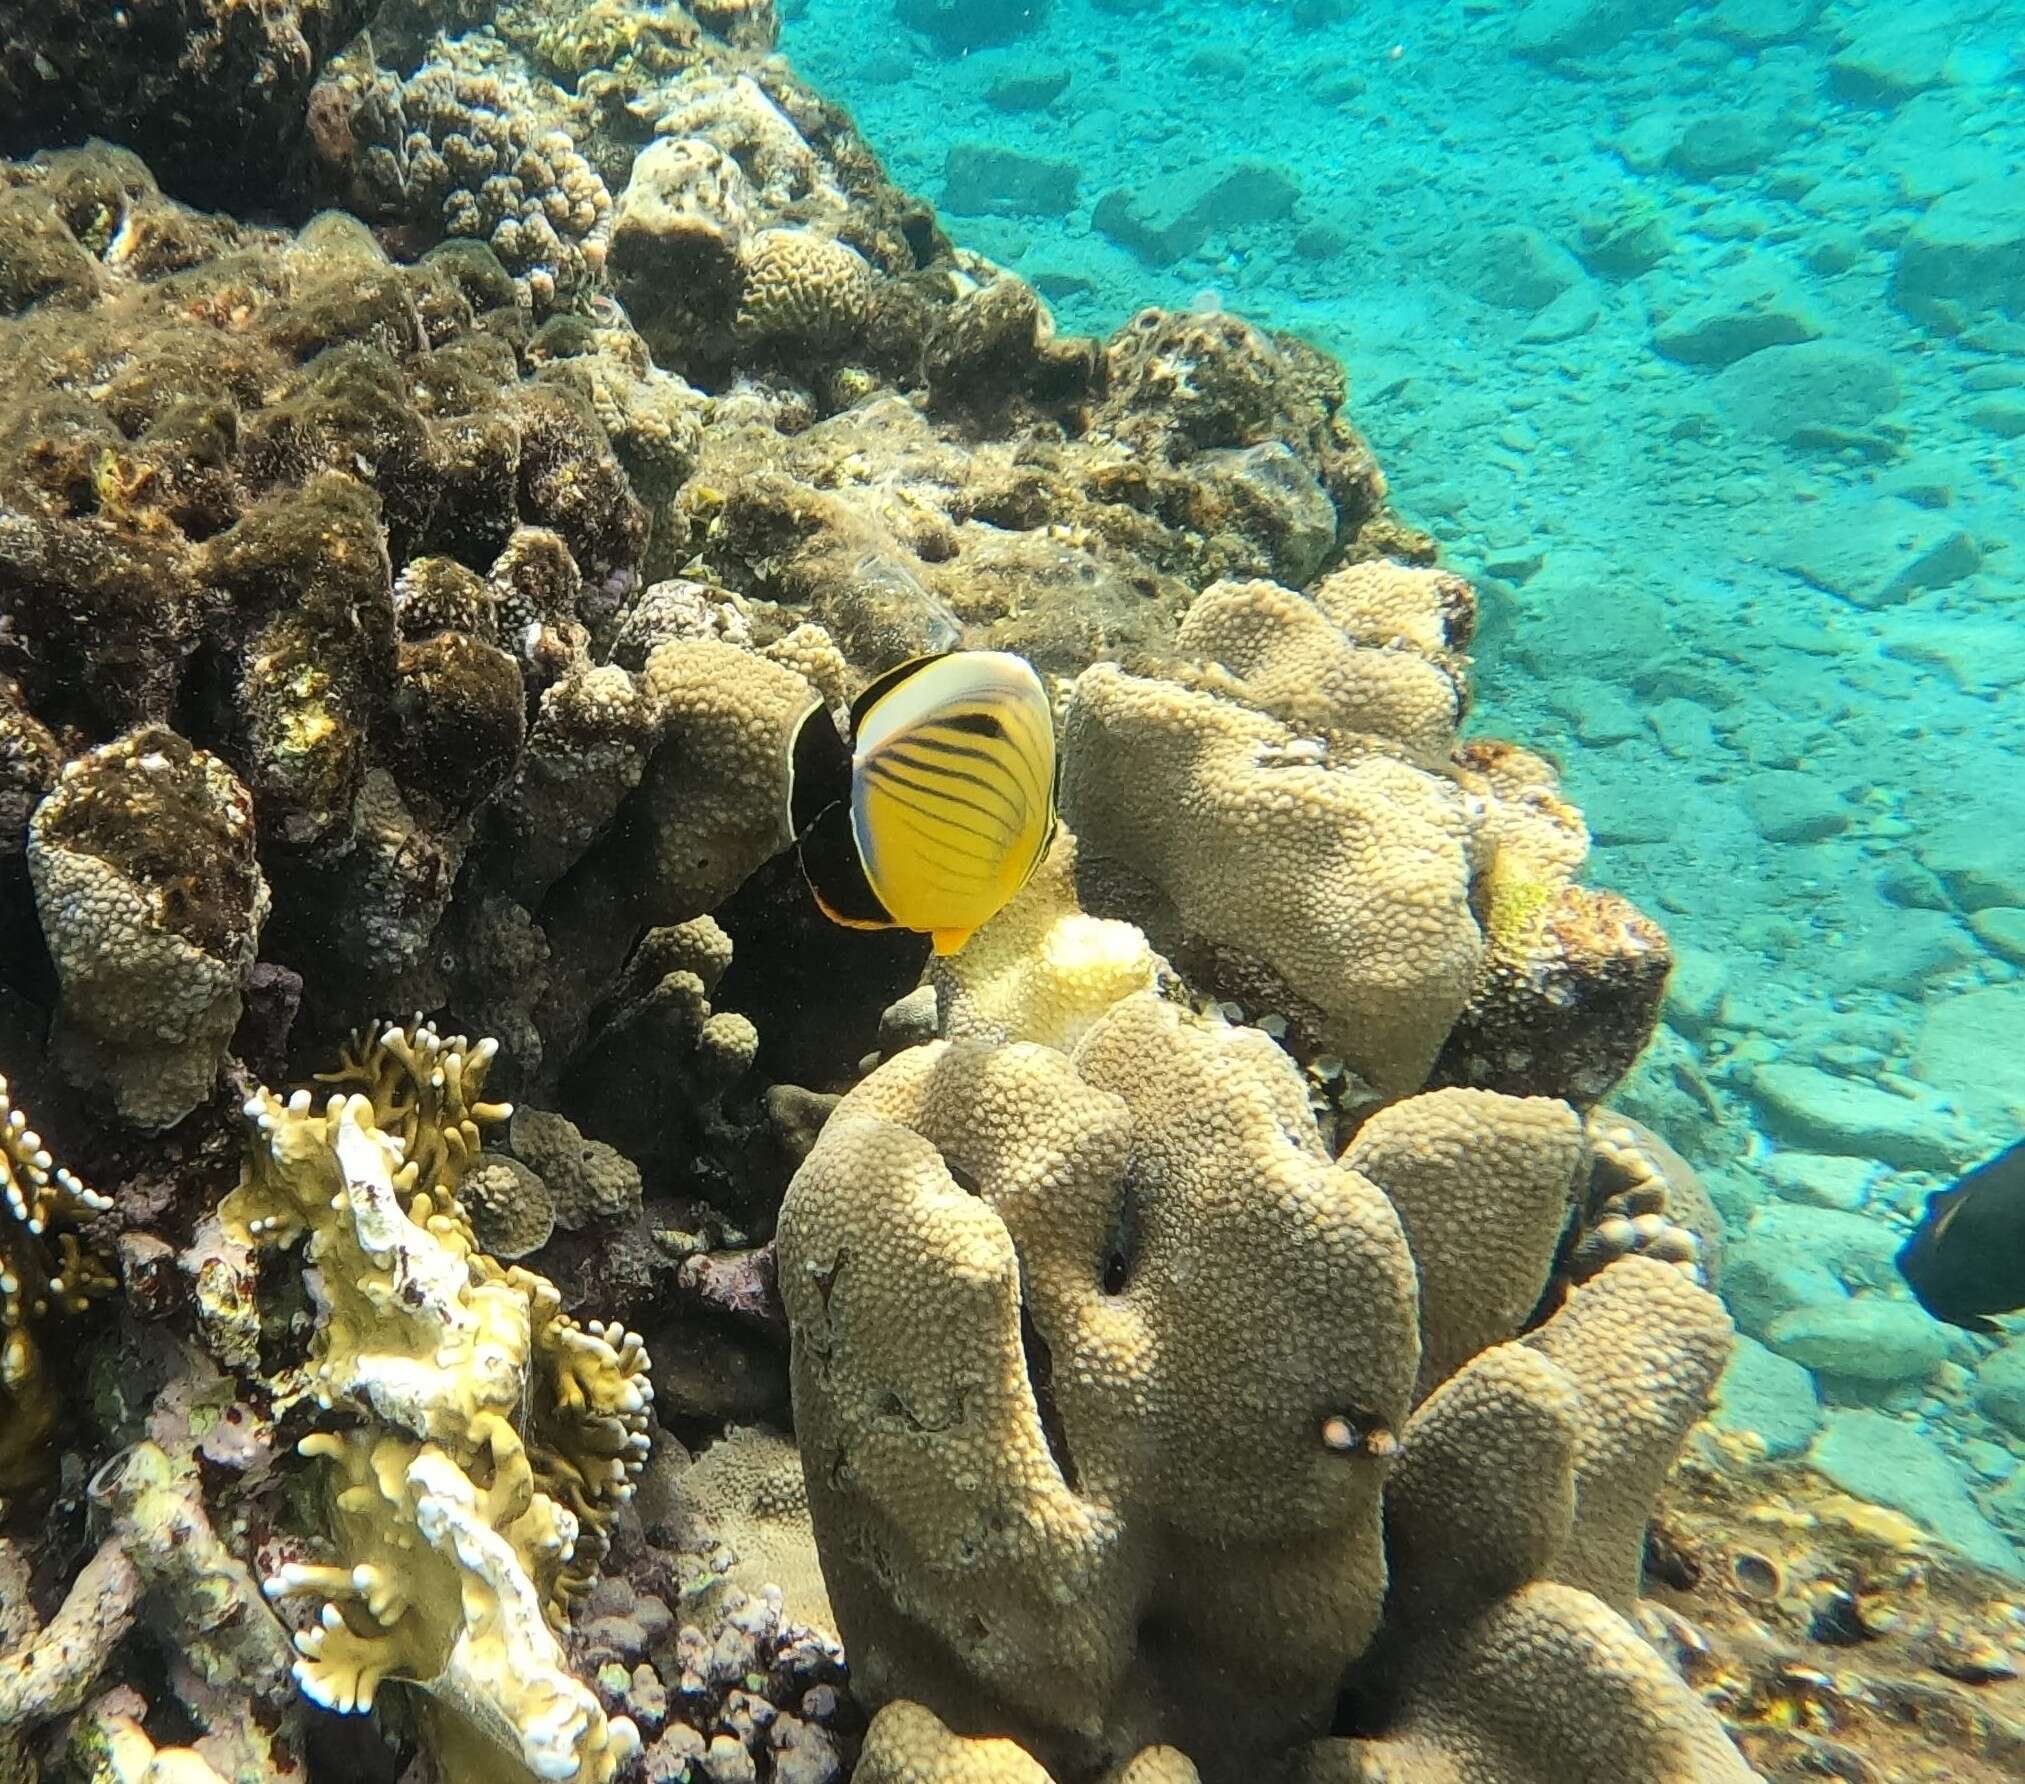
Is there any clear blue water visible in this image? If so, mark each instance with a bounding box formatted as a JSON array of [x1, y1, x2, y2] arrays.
[[789, 0, 2025, 1565]]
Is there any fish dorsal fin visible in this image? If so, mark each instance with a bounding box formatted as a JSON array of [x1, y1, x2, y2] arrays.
[[850, 652, 956, 741]]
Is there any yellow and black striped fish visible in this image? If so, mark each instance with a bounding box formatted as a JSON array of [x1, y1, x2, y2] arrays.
[[788, 651, 1058, 956]]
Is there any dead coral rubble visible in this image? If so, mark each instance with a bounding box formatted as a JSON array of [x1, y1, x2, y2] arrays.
[[1651, 1435, 2025, 1784]]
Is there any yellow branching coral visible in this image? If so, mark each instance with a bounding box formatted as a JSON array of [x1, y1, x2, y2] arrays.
[[269, 1422, 632, 1783], [1, 1072, 113, 1503], [226, 1025, 650, 1784], [522, 1271, 655, 1603], [315, 1019, 515, 1224]]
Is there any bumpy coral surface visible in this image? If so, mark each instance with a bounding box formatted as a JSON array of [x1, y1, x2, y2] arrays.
[[313, 43, 616, 310], [780, 991, 1417, 1775], [27, 726, 269, 1129], [1061, 564, 1667, 1111], [779, 977, 1746, 1782], [1307, 1266, 1750, 1784], [931, 831, 1167, 1054]]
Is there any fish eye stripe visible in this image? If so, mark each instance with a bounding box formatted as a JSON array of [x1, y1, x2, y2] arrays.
[[932, 709, 1008, 739]]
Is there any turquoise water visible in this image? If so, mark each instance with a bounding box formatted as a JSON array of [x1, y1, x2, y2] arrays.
[[789, 0, 2025, 1562]]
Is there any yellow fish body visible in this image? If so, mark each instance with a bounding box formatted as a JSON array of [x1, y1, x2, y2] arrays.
[[789, 651, 1058, 955]]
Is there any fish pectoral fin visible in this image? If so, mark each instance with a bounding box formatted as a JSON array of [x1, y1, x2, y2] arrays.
[[930, 927, 973, 956], [1929, 1189, 1969, 1243]]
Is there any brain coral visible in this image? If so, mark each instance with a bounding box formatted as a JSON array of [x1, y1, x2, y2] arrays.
[[777, 976, 1740, 1781], [736, 227, 878, 354]]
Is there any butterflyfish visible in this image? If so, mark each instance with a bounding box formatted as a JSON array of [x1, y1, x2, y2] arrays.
[[788, 650, 1058, 956], [1897, 1138, 2025, 1333]]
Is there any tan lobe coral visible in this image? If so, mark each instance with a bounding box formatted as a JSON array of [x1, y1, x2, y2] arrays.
[[778, 990, 1419, 1778]]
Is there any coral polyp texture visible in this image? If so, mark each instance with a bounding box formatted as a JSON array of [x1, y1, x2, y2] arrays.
[[778, 985, 1750, 1782], [1059, 560, 1669, 1114], [27, 727, 270, 1129], [311, 45, 617, 310]]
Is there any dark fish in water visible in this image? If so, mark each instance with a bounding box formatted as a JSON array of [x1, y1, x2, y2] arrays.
[[787, 650, 1058, 957], [1896, 1140, 2025, 1332]]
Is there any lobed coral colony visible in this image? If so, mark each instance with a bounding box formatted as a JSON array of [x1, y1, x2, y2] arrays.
[[0, 5, 2012, 1784]]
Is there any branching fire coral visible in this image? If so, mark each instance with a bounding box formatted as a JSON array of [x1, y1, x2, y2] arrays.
[[224, 1024, 651, 1784], [0, 1073, 112, 1505]]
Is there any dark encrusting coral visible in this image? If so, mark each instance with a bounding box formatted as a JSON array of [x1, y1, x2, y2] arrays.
[[0, 0, 377, 211]]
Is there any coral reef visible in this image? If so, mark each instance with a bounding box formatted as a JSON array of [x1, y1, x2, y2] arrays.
[[1567, 1110, 1722, 1289], [1650, 1432, 2025, 1784], [930, 832, 1168, 1054], [0, 9, 1915, 1782], [27, 727, 269, 1130], [1060, 562, 1666, 1116], [224, 1024, 650, 1783], [311, 42, 617, 310], [0, 1437, 305, 1784]]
